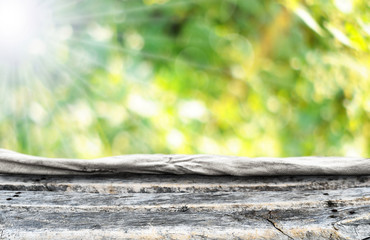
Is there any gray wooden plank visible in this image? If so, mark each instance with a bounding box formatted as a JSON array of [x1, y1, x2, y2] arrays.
[[0, 174, 369, 193], [0, 227, 340, 240], [0, 187, 369, 211], [1, 186, 370, 239], [0, 174, 369, 239], [1, 149, 369, 176], [1, 201, 369, 239]]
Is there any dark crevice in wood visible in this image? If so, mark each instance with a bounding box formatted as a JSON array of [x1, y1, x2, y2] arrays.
[[266, 218, 294, 240]]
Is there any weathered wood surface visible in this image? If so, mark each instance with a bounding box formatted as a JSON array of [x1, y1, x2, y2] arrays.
[[1, 149, 369, 175], [0, 174, 369, 239]]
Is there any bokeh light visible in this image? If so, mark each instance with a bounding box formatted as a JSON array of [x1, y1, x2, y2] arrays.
[[0, 0, 369, 159]]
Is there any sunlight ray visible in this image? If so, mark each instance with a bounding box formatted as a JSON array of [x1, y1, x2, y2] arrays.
[[27, 69, 76, 158], [37, 0, 61, 10], [36, 64, 87, 157], [69, 37, 224, 75], [0, 70, 11, 118], [46, 40, 115, 100], [54, 0, 211, 24], [20, 65, 35, 154], [50, 0, 84, 14], [47, 58, 113, 156], [25, 51, 98, 157]]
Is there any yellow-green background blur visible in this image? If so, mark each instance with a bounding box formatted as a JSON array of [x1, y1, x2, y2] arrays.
[[0, 0, 369, 158]]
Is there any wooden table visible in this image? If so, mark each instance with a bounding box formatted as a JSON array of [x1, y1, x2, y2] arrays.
[[0, 174, 369, 239]]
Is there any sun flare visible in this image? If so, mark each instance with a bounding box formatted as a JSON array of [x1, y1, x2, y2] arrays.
[[0, 0, 52, 59]]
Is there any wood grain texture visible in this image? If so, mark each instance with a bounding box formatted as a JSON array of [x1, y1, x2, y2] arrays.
[[1, 149, 369, 176], [0, 174, 369, 239]]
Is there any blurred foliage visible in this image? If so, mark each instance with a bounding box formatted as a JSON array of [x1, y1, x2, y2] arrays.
[[0, 0, 369, 158]]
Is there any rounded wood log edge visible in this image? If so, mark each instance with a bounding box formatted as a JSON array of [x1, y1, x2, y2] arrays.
[[0, 149, 369, 176]]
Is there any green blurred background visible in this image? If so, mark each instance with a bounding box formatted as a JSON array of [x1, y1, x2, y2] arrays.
[[0, 0, 369, 158]]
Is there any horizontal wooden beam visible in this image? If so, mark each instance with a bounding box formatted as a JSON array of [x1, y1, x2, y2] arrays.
[[0, 174, 369, 239], [1, 149, 369, 176]]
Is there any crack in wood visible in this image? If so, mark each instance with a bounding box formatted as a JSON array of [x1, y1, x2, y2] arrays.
[[266, 219, 294, 240]]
